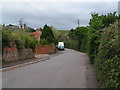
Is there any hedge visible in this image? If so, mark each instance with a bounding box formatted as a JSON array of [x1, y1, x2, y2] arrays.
[[94, 21, 120, 88], [2, 29, 37, 51], [65, 21, 120, 88]]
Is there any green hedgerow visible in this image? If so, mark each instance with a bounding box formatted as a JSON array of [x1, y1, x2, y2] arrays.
[[94, 21, 120, 88]]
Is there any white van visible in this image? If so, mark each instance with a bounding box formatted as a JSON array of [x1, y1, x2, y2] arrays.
[[57, 42, 65, 50]]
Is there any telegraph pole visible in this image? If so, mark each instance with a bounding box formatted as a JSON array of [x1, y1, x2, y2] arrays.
[[19, 18, 23, 30], [77, 19, 80, 27]]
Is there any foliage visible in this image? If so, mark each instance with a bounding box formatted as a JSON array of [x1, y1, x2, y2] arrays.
[[74, 27, 88, 52], [41, 24, 57, 45], [68, 29, 75, 39], [58, 30, 69, 41], [65, 40, 79, 50], [8, 24, 13, 26], [2, 29, 36, 50], [50, 26, 61, 40], [89, 12, 104, 30], [89, 12, 118, 30], [102, 12, 118, 27], [87, 27, 101, 63], [40, 39, 48, 45], [12, 32, 25, 49], [94, 21, 120, 88], [2, 29, 13, 49], [26, 27, 35, 32], [67, 27, 88, 52], [16, 30, 36, 49], [58, 30, 68, 35]]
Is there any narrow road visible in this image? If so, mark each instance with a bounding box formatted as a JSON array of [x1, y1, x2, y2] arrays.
[[2, 49, 98, 88]]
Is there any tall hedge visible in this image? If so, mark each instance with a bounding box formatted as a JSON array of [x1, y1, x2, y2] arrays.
[[94, 21, 120, 88], [87, 27, 101, 63], [75, 27, 88, 52], [65, 40, 79, 50], [66, 27, 88, 52]]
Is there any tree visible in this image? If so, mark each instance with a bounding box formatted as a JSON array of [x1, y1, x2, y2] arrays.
[[41, 24, 57, 44], [89, 12, 104, 30], [102, 12, 118, 27], [89, 12, 118, 30], [68, 29, 75, 39], [8, 24, 13, 26], [50, 26, 61, 40], [70, 28, 74, 31]]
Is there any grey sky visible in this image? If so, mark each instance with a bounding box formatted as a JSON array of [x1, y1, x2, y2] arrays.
[[2, 2, 118, 30]]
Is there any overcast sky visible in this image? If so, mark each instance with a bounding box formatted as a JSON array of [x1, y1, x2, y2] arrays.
[[1, 1, 119, 30]]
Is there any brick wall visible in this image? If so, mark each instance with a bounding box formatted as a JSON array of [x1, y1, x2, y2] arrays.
[[35, 45, 56, 54], [2, 43, 35, 62]]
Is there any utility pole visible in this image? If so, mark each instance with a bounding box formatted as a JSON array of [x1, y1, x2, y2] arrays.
[[77, 19, 80, 27], [19, 18, 23, 30]]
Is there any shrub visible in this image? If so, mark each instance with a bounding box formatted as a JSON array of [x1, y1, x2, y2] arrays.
[[2, 29, 13, 49], [12, 33, 25, 49], [17, 30, 36, 49], [65, 40, 79, 50], [94, 21, 120, 88], [40, 39, 48, 45], [87, 27, 101, 63], [2, 29, 36, 51]]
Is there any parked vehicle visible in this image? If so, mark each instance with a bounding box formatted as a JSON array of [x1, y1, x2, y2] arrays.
[[57, 42, 65, 50]]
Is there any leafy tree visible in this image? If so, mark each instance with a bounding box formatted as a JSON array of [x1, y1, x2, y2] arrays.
[[50, 26, 61, 40], [89, 12, 118, 30], [89, 12, 104, 30], [68, 29, 75, 39], [102, 12, 118, 27], [70, 28, 74, 31], [74, 27, 88, 51], [67, 27, 88, 51], [41, 24, 57, 44], [8, 24, 13, 26]]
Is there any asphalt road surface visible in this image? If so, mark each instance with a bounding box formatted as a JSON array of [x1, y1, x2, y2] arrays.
[[2, 49, 98, 88]]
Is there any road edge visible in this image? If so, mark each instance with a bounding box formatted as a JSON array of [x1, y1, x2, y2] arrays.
[[0, 57, 50, 72]]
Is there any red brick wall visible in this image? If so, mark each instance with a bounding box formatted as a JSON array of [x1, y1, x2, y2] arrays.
[[35, 45, 56, 54]]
